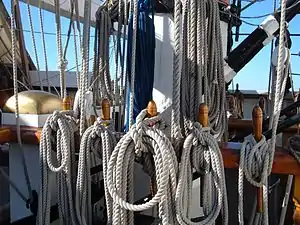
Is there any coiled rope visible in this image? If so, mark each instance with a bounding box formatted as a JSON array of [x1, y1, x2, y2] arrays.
[[176, 122, 228, 225], [106, 109, 178, 225], [238, 135, 271, 225], [75, 117, 117, 225], [37, 111, 78, 225], [238, 0, 288, 224], [171, 0, 227, 156]]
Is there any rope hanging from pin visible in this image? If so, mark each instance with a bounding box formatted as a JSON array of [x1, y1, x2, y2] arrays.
[[125, 0, 156, 131]]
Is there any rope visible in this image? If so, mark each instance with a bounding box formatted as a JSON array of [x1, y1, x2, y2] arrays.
[[37, 111, 78, 225], [75, 117, 117, 225], [27, 2, 43, 91], [79, 0, 92, 136], [171, 0, 226, 155], [10, 0, 33, 206], [125, 0, 156, 131], [106, 109, 178, 225], [38, 1, 50, 92], [127, 0, 138, 129], [238, 135, 271, 225], [54, 0, 66, 99], [176, 122, 228, 225], [238, 0, 288, 224]]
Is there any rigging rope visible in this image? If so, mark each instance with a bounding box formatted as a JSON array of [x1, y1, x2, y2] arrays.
[[238, 0, 288, 224], [79, 0, 92, 136], [125, 0, 155, 131], [176, 122, 228, 225], [75, 117, 117, 225], [38, 1, 51, 92], [54, 0, 67, 99], [27, 2, 43, 91], [171, 0, 226, 157], [106, 109, 178, 225], [10, 0, 33, 206], [37, 111, 78, 225]]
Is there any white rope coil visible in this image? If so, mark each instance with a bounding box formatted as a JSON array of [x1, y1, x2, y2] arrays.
[[176, 122, 228, 225], [76, 117, 117, 225], [106, 109, 178, 225], [37, 111, 78, 225], [238, 135, 271, 225]]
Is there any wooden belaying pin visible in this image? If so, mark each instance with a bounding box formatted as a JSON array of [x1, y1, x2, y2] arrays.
[[62, 95, 71, 111], [147, 100, 158, 117], [147, 100, 158, 196], [199, 103, 209, 128], [199, 103, 209, 208], [252, 105, 263, 213], [102, 99, 111, 120]]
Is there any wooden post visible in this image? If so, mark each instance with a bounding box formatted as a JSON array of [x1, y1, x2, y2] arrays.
[[102, 99, 110, 121], [147, 100, 158, 117], [199, 103, 209, 207], [199, 103, 209, 128], [146, 100, 158, 196], [62, 95, 71, 111], [252, 105, 263, 213], [293, 178, 300, 225]]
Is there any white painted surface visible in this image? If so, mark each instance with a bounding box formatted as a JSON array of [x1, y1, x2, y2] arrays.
[[2, 113, 52, 127], [9, 143, 57, 222]]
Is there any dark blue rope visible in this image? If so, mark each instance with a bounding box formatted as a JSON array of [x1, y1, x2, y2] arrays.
[[125, 0, 155, 131]]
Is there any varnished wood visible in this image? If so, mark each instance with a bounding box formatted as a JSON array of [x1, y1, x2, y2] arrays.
[[62, 95, 71, 111], [294, 177, 300, 225], [199, 103, 209, 127], [147, 100, 158, 117], [2, 129, 300, 176], [252, 106, 263, 142], [101, 99, 110, 120], [147, 100, 158, 195], [0, 127, 12, 144], [252, 106, 263, 213]]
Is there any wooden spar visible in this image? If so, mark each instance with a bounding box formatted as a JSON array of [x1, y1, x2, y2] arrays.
[[252, 106, 263, 213]]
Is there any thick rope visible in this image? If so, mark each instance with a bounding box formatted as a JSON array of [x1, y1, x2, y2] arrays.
[[79, 0, 92, 136], [27, 2, 43, 90], [54, 0, 66, 99], [238, 0, 288, 224], [238, 135, 271, 225], [38, 2, 50, 92], [128, 0, 138, 128], [106, 109, 178, 225], [37, 111, 78, 225], [10, 0, 33, 205], [75, 118, 117, 225], [176, 122, 228, 225]]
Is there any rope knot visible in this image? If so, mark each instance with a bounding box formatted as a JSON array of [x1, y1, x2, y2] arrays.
[[242, 134, 272, 186], [49, 111, 63, 131], [130, 122, 148, 157], [58, 59, 67, 70], [192, 122, 211, 144]]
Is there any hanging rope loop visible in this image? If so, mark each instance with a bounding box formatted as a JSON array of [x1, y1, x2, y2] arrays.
[[176, 121, 228, 225], [241, 135, 271, 187]]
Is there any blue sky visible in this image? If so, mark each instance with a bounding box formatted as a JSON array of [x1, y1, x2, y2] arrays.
[[3, 0, 300, 90]]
